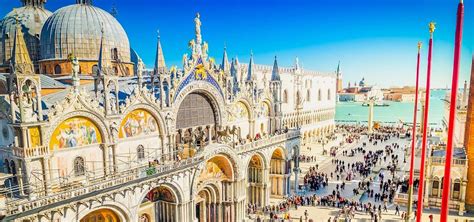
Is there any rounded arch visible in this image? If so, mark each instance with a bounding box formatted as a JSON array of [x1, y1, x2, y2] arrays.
[[236, 98, 254, 120], [191, 144, 242, 197], [270, 147, 286, 160], [46, 110, 110, 150], [199, 154, 235, 181], [48, 115, 103, 150], [173, 83, 226, 127], [246, 152, 268, 170], [137, 181, 184, 207], [78, 205, 129, 222], [118, 108, 162, 139], [120, 104, 167, 136]]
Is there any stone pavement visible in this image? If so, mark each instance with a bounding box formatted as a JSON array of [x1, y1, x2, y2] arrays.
[[277, 131, 474, 222]]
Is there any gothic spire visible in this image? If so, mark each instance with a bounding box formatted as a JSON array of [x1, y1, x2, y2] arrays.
[[231, 58, 239, 93], [11, 19, 34, 75], [220, 45, 230, 72], [336, 61, 341, 74], [154, 31, 166, 75], [97, 28, 108, 75], [271, 56, 280, 81], [22, 0, 46, 8], [246, 52, 255, 82]]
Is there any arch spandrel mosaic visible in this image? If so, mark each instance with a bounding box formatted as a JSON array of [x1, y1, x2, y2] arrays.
[[119, 109, 159, 138], [80, 209, 120, 222], [49, 117, 102, 150], [199, 156, 234, 181], [145, 187, 176, 203], [227, 101, 250, 122]]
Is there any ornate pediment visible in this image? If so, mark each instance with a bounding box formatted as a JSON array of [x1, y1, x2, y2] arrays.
[[119, 86, 160, 113], [174, 57, 224, 102], [47, 89, 104, 122]]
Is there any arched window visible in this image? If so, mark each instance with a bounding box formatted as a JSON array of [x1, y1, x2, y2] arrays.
[[74, 157, 85, 176], [283, 90, 288, 103], [306, 90, 311, 102], [111, 48, 119, 60], [452, 180, 461, 199], [3, 159, 10, 174], [137, 145, 145, 161], [54, 65, 61, 74], [327, 89, 331, 100], [318, 89, 322, 101], [431, 179, 439, 197]]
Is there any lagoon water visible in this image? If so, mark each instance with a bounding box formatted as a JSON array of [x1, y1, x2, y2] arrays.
[[335, 90, 446, 126]]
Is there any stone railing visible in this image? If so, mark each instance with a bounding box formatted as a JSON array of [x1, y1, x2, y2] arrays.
[[234, 130, 300, 154], [430, 157, 467, 166], [3, 157, 201, 217], [12, 146, 49, 159]]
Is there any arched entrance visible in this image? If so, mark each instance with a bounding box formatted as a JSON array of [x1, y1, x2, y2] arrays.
[[247, 154, 266, 207], [176, 93, 219, 157], [139, 186, 179, 222], [194, 154, 238, 222], [80, 209, 120, 222], [270, 148, 289, 197]]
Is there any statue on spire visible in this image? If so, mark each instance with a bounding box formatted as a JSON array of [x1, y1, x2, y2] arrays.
[[194, 13, 202, 45]]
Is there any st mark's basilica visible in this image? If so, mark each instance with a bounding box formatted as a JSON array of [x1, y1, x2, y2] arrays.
[[0, 0, 337, 221]]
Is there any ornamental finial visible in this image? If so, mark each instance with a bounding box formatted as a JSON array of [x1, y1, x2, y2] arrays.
[[429, 21, 436, 35], [417, 41, 422, 51]]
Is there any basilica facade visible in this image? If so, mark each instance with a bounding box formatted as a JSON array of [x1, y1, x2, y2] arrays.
[[0, 1, 337, 221]]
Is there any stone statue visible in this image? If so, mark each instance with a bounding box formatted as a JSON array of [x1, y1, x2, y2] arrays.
[[137, 58, 145, 79], [194, 13, 201, 42], [110, 121, 119, 141], [165, 112, 175, 132], [202, 41, 209, 55], [71, 57, 79, 77]]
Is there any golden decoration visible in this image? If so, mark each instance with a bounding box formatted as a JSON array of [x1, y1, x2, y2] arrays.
[[194, 64, 207, 80], [429, 22, 436, 34]]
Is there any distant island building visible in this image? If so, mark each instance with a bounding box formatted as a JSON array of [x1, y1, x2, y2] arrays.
[[384, 86, 419, 102], [338, 77, 384, 102]]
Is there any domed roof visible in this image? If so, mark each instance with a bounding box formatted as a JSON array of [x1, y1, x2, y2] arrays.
[[39, 2, 130, 63], [0, 2, 52, 66]]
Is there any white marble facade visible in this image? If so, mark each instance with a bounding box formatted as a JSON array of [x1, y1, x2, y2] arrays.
[[0, 2, 336, 221]]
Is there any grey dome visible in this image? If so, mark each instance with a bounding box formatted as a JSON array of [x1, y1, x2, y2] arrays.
[[39, 3, 130, 63], [0, 5, 52, 65]]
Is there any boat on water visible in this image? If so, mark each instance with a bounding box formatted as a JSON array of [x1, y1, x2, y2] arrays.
[[361, 101, 390, 107]]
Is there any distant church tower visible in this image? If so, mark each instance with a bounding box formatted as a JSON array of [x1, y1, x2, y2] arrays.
[[336, 61, 343, 93]]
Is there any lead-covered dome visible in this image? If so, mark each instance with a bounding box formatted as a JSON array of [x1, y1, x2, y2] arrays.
[[39, 1, 131, 63], [0, 0, 52, 67]]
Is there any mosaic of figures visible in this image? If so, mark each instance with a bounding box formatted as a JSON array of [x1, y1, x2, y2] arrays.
[[119, 109, 159, 138], [50, 117, 102, 149]]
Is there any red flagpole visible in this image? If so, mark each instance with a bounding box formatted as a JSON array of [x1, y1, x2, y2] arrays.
[[416, 22, 435, 222], [441, 1, 464, 221], [406, 42, 422, 221]]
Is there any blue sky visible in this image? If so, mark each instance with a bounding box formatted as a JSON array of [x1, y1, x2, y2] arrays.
[[2, 0, 473, 88]]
